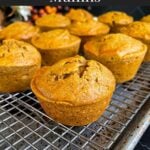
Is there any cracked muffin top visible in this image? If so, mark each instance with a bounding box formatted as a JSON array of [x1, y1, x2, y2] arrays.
[[0, 39, 41, 67], [98, 11, 133, 27], [36, 14, 71, 29], [0, 21, 39, 41], [116, 21, 150, 43], [31, 55, 115, 106], [69, 20, 110, 36], [31, 29, 81, 50], [84, 33, 147, 59], [66, 8, 93, 22]]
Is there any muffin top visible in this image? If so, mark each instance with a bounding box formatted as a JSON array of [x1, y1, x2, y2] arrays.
[[84, 33, 147, 59], [69, 20, 110, 36], [66, 8, 93, 22], [141, 15, 150, 23], [31, 29, 81, 50], [36, 14, 71, 29], [98, 11, 133, 27], [0, 39, 41, 67], [0, 21, 39, 41], [116, 21, 150, 42], [31, 55, 115, 106]]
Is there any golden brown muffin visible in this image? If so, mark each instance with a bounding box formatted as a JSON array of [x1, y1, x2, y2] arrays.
[[84, 33, 147, 83], [0, 21, 39, 42], [31, 55, 116, 126], [116, 21, 150, 61], [0, 39, 41, 93], [31, 29, 81, 65], [66, 8, 93, 22], [98, 11, 133, 32], [69, 20, 109, 36], [69, 20, 110, 50], [35, 14, 71, 31], [141, 15, 150, 23]]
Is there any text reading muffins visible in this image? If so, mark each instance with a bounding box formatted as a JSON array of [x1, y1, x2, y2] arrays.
[[84, 33, 147, 83], [31, 56, 115, 126], [0, 21, 39, 41], [0, 39, 41, 93], [31, 29, 81, 65]]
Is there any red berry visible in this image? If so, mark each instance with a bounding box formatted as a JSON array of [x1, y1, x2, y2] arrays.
[[39, 9, 46, 15], [32, 14, 39, 20]]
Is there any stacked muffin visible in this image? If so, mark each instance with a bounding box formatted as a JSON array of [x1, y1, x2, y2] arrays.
[[0, 9, 149, 126]]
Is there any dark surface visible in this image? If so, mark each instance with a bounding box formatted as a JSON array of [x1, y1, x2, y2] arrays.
[[134, 126, 150, 150]]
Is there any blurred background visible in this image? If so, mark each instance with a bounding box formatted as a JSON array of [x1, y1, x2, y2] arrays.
[[0, 6, 150, 26]]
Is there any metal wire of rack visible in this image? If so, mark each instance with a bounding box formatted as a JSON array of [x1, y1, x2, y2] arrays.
[[0, 62, 149, 150]]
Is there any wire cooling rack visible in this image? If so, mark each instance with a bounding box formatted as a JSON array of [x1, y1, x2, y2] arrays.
[[0, 62, 150, 150]]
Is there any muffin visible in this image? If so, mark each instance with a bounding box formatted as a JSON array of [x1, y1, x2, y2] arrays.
[[69, 20, 110, 50], [0, 39, 41, 93], [84, 33, 147, 83], [116, 21, 150, 61], [31, 29, 81, 65], [31, 55, 116, 126], [66, 8, 93, 22], [69, 20, 110, 37], [141, 15, 150, 23], [0, 21, 39, 42], [98, 11, 133, 32], [35, 14, 71, 31]]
